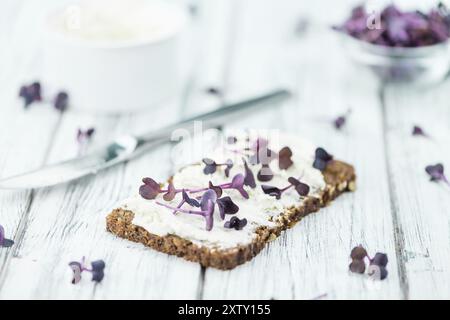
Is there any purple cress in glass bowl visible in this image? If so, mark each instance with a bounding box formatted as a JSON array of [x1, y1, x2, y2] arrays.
[[333, 2, 450, 84]]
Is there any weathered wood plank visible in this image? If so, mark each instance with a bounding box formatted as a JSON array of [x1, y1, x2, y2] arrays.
[[383, 82, 450, 300], [201, 0, 403, 299]]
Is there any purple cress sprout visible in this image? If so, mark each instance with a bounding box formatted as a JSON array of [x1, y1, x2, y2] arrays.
[[313, 147, 333, 171], [54, 91, 69, 112], [190, 173, 249, 199], [69, 257, 106, 284], [224, 216, 247, 230], [348, 246, 388, 280], [202, 158, 234, 177], [19, 82, 42, 108], [217, 196, 239, 220], [77, 128, 95, 144], [261, 177, 310, 200], [257, 164, 274, 182], [425, 163, 450, 187], [156, 189, 217, 231]]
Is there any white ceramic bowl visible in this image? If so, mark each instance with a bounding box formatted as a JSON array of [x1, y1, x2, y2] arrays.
[[42, 0, 188, 113]]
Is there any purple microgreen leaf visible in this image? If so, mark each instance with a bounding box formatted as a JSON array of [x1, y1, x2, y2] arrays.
[[257, 164, 274, 182], [157, 191, 216, 231], [139, 178, 161, 200], [348, 246, 368, 274], [333, 109, 351, 130], [202, 158, 217, 175], [288, 177, 310, 196], [349, 259, 366, 274], [262, 177, 309, 199], [54, 91, 69, 112], [163, 182, 177, 201], [204, 200, 215, 231], [227, 136, 237, 144], [287, 177, 300, 185], [313, 147, 333, 171], [243, 159, 256, 188], [0, 225, 14, 248], [0, 225, 5, 245], [336, 3, 450, 48], [19, 82, 42, 108], [224, 216, 247, 230], [69, 261, 83, 284], [208, 181, 223, 198], [370, 252, 388, 268], [77, 127, 96, 144], [315, 147, 333, 162], [19, 86, 33, 107], [367, 264, 388, 280], [412, 125, 428, 137], [200, 189, 218, 211], [334, 116, 346, 130], [425, 163, 450, 186], [86, 128, 95, 136], [313, 159, 327, 171], [217, 196, 239, 220], [69, 258, 105, 284], [348, 246, 388, 280], [200, 190, 217, 231], [90, 260, 106, 283], [278, 146, 293, 170], [350, 245, 368, 260], [229, 174, 249, 199], [182, 190, 200, 207], [203, 158, 233, 177], [294, 181, 310, 196], [261, 185, 282, 200], [224, 159, 233, 177], [0, 238, 14, 248]]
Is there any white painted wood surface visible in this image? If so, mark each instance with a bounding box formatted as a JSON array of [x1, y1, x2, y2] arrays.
[[0, 0, 449, 299]]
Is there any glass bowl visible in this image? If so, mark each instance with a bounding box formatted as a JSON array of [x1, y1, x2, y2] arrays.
[[339, 33, 450, 85]]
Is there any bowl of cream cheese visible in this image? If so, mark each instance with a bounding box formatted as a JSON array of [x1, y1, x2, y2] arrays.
[[43, 0, 188, 113]]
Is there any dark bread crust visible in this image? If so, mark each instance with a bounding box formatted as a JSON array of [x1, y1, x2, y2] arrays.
[[106, 160, 356, 270]]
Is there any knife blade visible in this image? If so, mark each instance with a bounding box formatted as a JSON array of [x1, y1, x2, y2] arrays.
[[0, 89, 290, 189]]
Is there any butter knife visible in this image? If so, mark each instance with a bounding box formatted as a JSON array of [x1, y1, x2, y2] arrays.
[[0, 89, 290, 189]]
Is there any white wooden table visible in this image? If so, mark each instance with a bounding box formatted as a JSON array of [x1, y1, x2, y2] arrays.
[[0, 0, 449, 300]]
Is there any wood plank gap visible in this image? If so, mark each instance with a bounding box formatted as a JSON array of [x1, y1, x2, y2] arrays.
[[196, 267, 206, 299], [379, 84, 410, 300]]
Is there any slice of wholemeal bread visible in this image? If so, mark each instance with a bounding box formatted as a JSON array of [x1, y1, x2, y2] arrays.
[[106, 157, 355, 270]]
